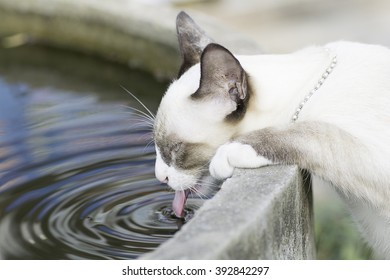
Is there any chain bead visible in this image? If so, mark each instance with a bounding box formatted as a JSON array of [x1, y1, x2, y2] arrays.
[[291, 52, 337, 123]]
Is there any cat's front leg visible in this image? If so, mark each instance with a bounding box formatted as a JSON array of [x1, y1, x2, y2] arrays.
[[209, 142, 273, 180], [209, 121, 368, 191]]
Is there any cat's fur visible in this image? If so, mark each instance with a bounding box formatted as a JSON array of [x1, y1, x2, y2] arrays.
[[153, 12, 390, 258]]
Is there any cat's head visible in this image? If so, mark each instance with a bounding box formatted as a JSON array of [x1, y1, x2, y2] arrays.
[[153, 12, 250, 215]]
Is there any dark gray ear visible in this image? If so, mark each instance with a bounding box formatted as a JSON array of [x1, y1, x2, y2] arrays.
[[176, 11, 213, 77], [194, 43, 248, 111]]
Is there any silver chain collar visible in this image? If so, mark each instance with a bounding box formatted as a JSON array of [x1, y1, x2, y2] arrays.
[[291, 50, 337, 123]]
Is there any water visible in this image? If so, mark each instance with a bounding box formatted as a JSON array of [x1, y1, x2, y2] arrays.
[[0, 46, 203, 259]]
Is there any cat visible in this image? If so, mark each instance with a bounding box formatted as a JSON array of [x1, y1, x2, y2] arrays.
[[153, 11, 390, 259]]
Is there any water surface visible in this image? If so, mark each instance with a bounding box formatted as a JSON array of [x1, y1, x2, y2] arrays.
[[0, 46, 203, 259]]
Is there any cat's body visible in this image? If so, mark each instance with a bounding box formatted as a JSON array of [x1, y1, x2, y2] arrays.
[[153, 12, 390, 258]]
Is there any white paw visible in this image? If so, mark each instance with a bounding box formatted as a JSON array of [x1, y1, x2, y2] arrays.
[[209, 142, 273, 180], [209, 144, 235, 180]]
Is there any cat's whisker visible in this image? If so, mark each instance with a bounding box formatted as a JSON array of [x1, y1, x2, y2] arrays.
[[200, 166, 211, 173], [122, 105, 155, 124], [196, 177, 219, 189], [190, 186, 208, 200], [127, 122, 153, 133], [197, 180, 218, 192], [128, 123, 153, 132], [136, 132, 154, 144], [127, 107, 154, 123], [194, 188, 212, 199], [143, 138, 156, 153], [127, 116, 153, 125], [146, 137, 155, 147], [121, 114, 154, 130], [121, 115, 152, 128], [131, 111, 155, 125], [120, 86, 155, 120]]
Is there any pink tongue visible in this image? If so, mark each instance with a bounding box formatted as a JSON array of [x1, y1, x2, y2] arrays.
[[172, 189, 190, 218]]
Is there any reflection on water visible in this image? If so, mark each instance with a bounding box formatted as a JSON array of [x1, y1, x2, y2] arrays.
[[0, 47, 204, 259]]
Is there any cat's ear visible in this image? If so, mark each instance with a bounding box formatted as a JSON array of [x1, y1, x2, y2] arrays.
[[193, 43, 248, 118], [176, 11, 213, 77]]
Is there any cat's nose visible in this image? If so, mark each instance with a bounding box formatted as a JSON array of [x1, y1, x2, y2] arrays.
[[156, 174, 168, 184]]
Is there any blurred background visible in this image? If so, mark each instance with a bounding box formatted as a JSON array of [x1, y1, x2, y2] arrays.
[[1, 0, 386, 259], [172, 0, 390, 52]]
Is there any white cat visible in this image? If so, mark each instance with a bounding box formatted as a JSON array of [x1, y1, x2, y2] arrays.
[[153, 12, 390, 259]]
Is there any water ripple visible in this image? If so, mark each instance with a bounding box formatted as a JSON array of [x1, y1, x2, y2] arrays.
[[0, 80, 203, 259]]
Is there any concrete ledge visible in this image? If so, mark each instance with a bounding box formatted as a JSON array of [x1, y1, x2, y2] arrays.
[[0, 0, 259, 79], [143, 166, 315, 259]]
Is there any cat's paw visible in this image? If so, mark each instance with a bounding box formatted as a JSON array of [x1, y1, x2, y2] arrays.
[[209, 142, 273, 180]]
